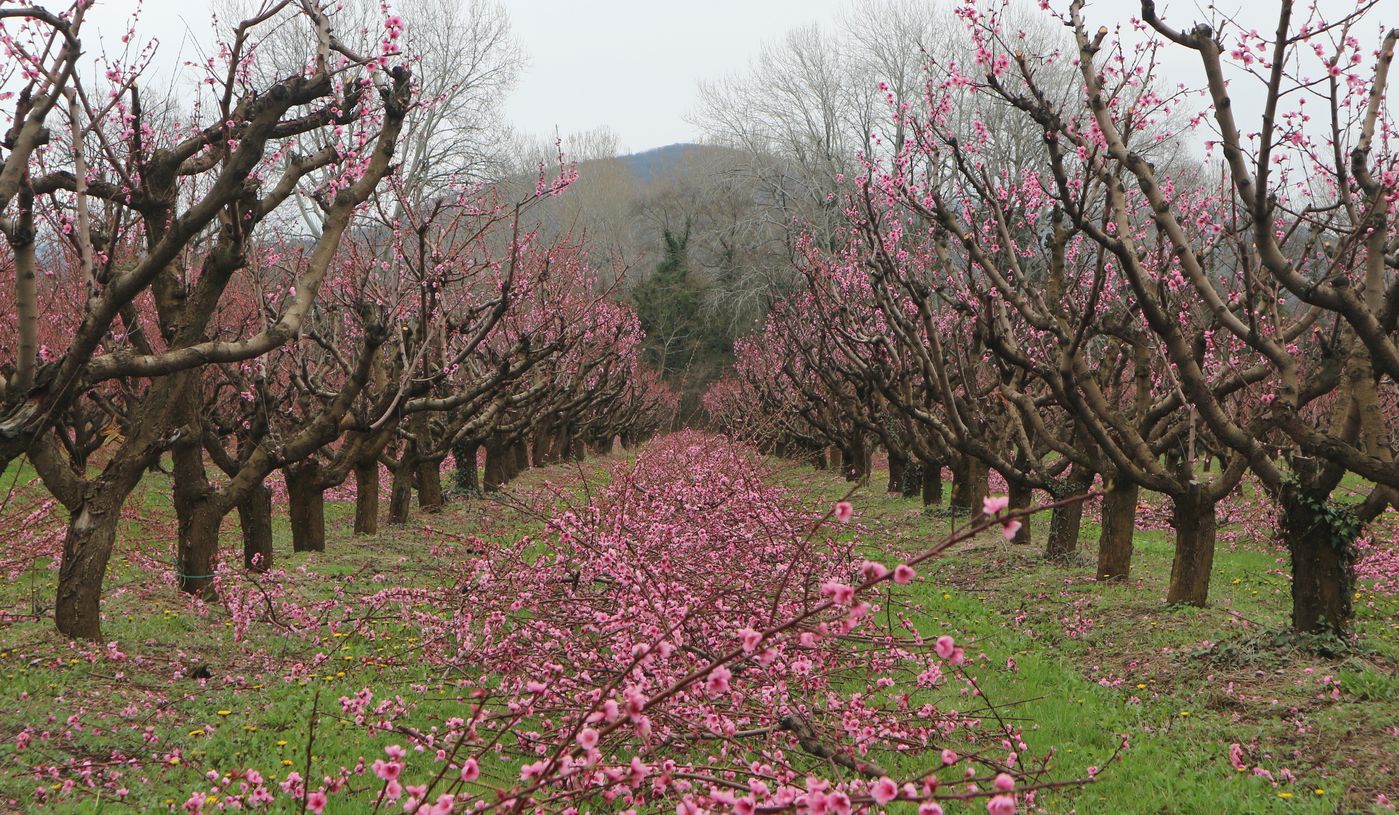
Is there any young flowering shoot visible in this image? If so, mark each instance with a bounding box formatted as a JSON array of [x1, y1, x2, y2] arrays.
[[705, 664, 733, 697], [982, 495, 1021, 539]]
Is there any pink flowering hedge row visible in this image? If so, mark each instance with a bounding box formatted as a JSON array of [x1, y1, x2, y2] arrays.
[[191, 433, 1058, 813]]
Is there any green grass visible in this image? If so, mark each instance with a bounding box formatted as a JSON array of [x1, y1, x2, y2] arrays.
[[0, 457, 617, 814], [2, 453, 1397, 813], [769, 458, 1399, 814]]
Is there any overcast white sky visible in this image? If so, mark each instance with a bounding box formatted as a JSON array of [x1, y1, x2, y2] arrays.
[[501, 0, 847, 153], [65, 0, 1399, 156]]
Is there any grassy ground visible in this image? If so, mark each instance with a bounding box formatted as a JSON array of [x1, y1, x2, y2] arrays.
[[2, 449, 1397, 814], [767, 458, 1399, 815], [0, 456, 617, 814]]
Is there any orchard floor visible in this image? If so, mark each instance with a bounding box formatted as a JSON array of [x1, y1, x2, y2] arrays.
[[1, 440, 1397, 814]]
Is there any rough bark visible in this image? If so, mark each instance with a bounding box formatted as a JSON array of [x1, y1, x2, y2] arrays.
[[921, 461, 943, 505], [1045, 464, 1092, 562], [176, 502, 223, 600], [417, 457, 444, 511], [388, 459, 413, 525], [949, 456, 988, 515], [54, 497, 123, 640], [1096, 479, 1139, 580], [353, 461, 379, 535], [887, 453, 906, 495], [238, 484, 274, 572], [286, 464, 326, 553], [483, 440, 509, 492], [452, 441, 481, 495], [1007, 477, 1033, 546], [173, 426, 220, 599], [1282, 489, 1354, 636], [1166, 485, 1218, 606]]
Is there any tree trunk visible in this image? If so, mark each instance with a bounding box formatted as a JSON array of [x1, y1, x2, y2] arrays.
[[238, 484, 274, 572], [172, 431, 219, 599], [388, 459, 413, 524], [286, 465, 326, 553], [417, 457, 444, 512], [949, 456, 988, 515], [176, 502, 223, 600], [1282, 490, 1353, 636], [810, 446, 827, 470], [532, 428, 552, 467], [1007, 478, 1033, 546], [1096, 479, 1139, 580], [1045, 466, 1092, 562], [887, 453, 906, 495], [1045, 494, 1082, 562], [512, 439, 530, 474], [921, 461, 943, 505], [453, 441, 481, 495], [353, 461, 380, 535], [54, 497, 123, 640], [483, 441, 509, 492], [1166, 485, 1217, 606]]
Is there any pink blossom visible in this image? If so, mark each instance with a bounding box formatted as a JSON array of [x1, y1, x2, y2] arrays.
[[893, 564, 915, 584], [870, 777, 898, 805], [919, 803, 945, 815], [578, 727, 600, 749], [306, 791, 327, 814], [1001, 520, 1023, 540], [860, 560, 890, 580], [834, 501, 854, 523], [994, 773, 1015, 792], [935, 635, 956, 659], [987, 794, 1016, 815], [459, 758, 479, 782], [982, 495, 1010, 515], [821, 581, 856, 606], [706, 664, 733, 696]]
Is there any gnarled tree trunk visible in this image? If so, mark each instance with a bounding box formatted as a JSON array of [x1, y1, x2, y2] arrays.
[[1166, 484, 1217, 606], [483, 439, 509, 492], [949, 455, 988, 515], [54, 494, 124, 640], [1007, 477, 1033, 546], [353, 461, 380, 535], [286, 464, 326, 553], [238, 484, 274, 572], [887, 453, 906, 495], [1096, 478, 1139, 580], [1282, 488, 1353, 636], [388, 458, 413, 525], [920, 460, 943, 505], [173, 428, 221, 600], [453, 440, 481, 496], [417, 457, 444, 511]]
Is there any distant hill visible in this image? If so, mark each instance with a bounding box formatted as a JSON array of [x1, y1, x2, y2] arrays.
[[615, 143, 740, 185], [616, 143, 703, 184]]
